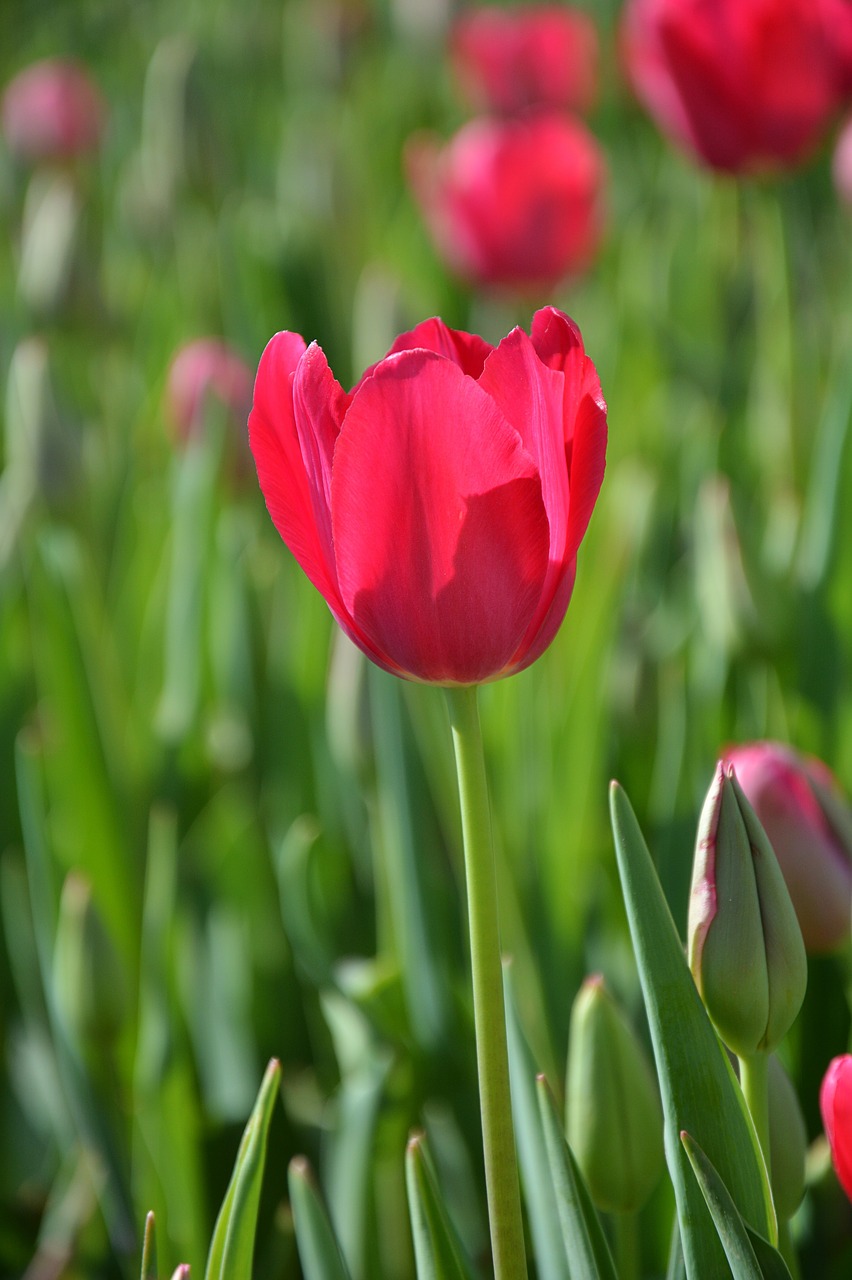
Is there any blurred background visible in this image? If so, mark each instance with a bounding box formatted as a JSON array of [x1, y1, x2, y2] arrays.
[[3, 0, 852, 1275]]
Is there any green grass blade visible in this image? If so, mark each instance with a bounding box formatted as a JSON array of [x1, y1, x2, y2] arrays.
[[503, 961, 569, 1280], [535, 1076, 618, 1280], [609, 783, 775, 1279], [681, 1133, 792, 1280], [288, 1157, 353, 1280], [141, 1211, 157, 1280], [405, 1131, 476, 1280], [204, 1058, 281, 1280]]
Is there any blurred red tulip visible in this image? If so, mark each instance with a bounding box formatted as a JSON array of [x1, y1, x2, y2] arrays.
[[821, 1055, 852, 1201], [165, 339, 254, 444], [407, 112, 606, 293], [723, 742, 852, 953], [1, 58, 105, 163], [449, 6, 599, 116], [621, 0, 849, 173], [249, 307, 607, 685]]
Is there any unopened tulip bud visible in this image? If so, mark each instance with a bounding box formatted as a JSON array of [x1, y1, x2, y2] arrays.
[[688, 763, 807, 1057], [833, 116, 852, 209], [724, 742, 852, 953], [53, 872, 126, 1049], [821, 1054, 852, 1202], [165, 338, 253, 446], [768, 1055, 807, 1219], [2, 59, 105, 164], [566, 975, 663, 1213]]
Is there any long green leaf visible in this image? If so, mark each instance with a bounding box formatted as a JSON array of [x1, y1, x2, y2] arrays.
[[503, 961, 569, 1280], [681, 1133, 792, 1280], [609, 783, 775, 1279], [204, 1058, 281, 1280], [405, 1131, 475, 1280], [535, 1077, 618, 1280], [288, 1157, 352, 1280]]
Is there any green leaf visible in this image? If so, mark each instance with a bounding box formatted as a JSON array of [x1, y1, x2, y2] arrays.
[[609, 783, 775, 1279], [405, 1131, 476, 1280], [204, 1058, 281, 1280], [681, 1133, 792, 1280], [503, 961, 569, 1280], [141, 1212, 157, 1280], [535, 1076, 618, 1280], [288, 1157, 353, 1280]]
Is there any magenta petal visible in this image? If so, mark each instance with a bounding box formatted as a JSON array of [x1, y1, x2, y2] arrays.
[[822, 1056, 852, 1202], [357, 318, 494, 387], [292, 342, 351, 569], [332, 349, 550, 684], [249, 331, 340, 603]]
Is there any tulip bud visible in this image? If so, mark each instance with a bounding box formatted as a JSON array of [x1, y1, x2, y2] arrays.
[[821, 1055, 852, 1202], [566, 975, 663, 1213], [164, 338, 253, 447], [724, 742, 852, 953], [768, 1055, 807, 1219], [688, 763, 807, 1057], [53, 872, 127, 1050], [833, 116, 852, 209], [2, 58, 105, 164]]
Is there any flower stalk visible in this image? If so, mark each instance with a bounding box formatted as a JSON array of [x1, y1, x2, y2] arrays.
[[445, 684, 527, 1280]]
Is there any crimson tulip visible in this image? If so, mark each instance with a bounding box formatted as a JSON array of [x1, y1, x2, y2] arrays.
[[2, 58, 105, 163], [407, 112, 606, 294], [821, 1055, 852, 1202], [621, 0, 849, 174], [723, 742, 852, 953], [449, 6, 599, 116], [166, 339, 254, 444], [248, 307, 607, 685]]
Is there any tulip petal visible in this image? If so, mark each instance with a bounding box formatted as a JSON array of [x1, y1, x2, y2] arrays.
[[383, 318, 493, 379], [292, 341, 351, 567], [332, 350, 550, 684], [822, 1057, 852, 1201], [531, 308, 607, 560]]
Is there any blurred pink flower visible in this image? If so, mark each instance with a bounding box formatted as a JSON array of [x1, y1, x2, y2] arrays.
[[833, 115, 852, 207], [2, 58, 105, 163], [165, 339, 254, 445], [723, 741, 852, 953], [407, 111, 606, 293], [621, 0, 849, 174], [821, 1055, 852, 1201], [449, 6, 599, 116]]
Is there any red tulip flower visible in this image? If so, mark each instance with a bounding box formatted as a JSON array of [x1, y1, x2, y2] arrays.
[[2, 58, 105, 163], [166, 339, 254, 445], [723, 742, 852, 953], [407, 112, 606, 293], [450, 6, 599, 116], [621, 0, 848, 174], [249, 308, 607, 685], [821, 1055, 852, 1201]]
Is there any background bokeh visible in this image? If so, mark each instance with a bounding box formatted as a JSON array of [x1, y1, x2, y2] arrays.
[[3, 1, 852, 1276]]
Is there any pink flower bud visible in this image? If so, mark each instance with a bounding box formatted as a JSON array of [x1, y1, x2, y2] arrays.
[[833, 115, 852, 209], [723, 742, 852, 953], [165, 339, 253, 445], [821, 1055, 852, 1202], [620, 0, 849, 174], [407, 111, 606, 294], [2, 58, 105, 163], [449, 6, 599, 117]]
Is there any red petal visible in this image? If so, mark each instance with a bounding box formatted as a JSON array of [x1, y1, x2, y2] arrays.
[[531, 307, 607, 559], [332, 349, 549, 684], [822, 1056, 852, 1201], [358, 318, 493, 387], [292, 342, 351, 569]]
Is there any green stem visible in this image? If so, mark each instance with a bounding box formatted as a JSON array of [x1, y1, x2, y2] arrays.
[[778, 1219, 800, 1280], [613, 1211, 639, 1280], [445, 685, 528, 1280], [738, 1053, 770, 1176]]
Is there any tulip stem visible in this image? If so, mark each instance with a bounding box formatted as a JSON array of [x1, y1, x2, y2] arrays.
[[445, 684, 528, 1280], [613, 1211, 639, 1280], [738, 1052, 771, 1177]]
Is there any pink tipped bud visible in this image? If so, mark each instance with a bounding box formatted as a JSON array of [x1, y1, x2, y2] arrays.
[[834, 116, 852, 210], [821, 1054, 852, 1202], [164, 339, 253, 445], [688, 763, 807, 1057], [723, 742, 852, 953], [2, 59, 105, 163]]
